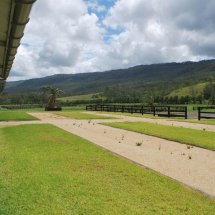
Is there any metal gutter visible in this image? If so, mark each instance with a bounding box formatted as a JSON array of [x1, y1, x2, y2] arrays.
[[1, 0, 36, 92]]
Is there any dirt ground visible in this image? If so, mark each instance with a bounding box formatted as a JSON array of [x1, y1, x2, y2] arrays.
[[23, 112, 215, 198]]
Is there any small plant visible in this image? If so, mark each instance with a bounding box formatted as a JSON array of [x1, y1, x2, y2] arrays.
[[104, 130, 106, 134], [203, 128, 206, 131], [136, 142, 142, 146], [188, 155, 192, 160], [88, 120, 91, 124], [158, 144, 161, 150], [187, 145, 191, 149]]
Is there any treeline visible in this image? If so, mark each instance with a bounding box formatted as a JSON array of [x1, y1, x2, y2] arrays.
[[0, 92, 41, 105], [155, 78, 215, 104], [1, 77, 215, 105], [103, 78, 215, 105], [203, 77, 215, 102]]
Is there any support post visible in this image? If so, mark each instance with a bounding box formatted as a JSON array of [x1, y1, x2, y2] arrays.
[[153, 106, 156, 116], [185, 107, 188, 119], [168, 106, 170, 118], [198, 107, 201, 120]]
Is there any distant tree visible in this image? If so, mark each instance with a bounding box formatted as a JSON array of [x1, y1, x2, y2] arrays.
[[203, 77, 215, 101]]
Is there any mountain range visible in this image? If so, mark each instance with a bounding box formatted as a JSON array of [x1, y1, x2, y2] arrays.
[[5, 60, 215, 97]]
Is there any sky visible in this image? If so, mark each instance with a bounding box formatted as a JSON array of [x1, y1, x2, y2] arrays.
[[9, 0, 215, 81]]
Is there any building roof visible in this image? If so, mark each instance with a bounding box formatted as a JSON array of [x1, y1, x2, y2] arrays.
[[0, 0, 36, 91]]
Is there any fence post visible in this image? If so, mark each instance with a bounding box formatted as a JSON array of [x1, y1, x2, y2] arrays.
[[185, 106, 188, 119], [198, 107, 201, 120], [141, 106, 144, 115], [153, 106, 156, 116], [168, 106, 170, 118], [131, 106, 133, 114]]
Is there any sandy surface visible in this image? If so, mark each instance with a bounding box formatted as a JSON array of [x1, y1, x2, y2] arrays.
[[26, 112, 215, 198]]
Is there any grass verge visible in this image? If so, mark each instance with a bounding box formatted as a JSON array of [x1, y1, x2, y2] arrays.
[[0, 111, 38, 121], [0, 124, 214, 214], [103, 121, 215, 150]]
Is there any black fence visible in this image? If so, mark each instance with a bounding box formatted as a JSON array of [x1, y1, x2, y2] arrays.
[[198, 106, 215, 120], [86, 104, 188, 119]]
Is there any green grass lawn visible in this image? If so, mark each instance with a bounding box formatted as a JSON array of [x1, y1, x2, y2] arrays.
[[192, 119, 215, 125], [104, 121, 215, 150], [57, 111, 116, 120], [0, 124, 214, 214], [0, 111, 38, 121]]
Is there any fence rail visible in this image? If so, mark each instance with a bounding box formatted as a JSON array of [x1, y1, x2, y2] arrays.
[[198, 106, 215, 120], [86, 104, 188, 119]]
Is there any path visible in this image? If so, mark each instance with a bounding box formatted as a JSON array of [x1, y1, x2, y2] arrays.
[[28, 112, 215, 198]]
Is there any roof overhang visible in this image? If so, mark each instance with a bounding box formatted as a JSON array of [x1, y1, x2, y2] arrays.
[[0, 0, 36, 92]]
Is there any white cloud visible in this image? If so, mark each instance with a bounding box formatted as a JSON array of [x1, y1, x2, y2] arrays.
[[100, 0, 215, 67], [9, 0, 215, 81]]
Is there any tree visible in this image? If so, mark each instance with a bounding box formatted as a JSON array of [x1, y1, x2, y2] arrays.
[[203, 77, 215, 101], [41, 86, 63, 109]]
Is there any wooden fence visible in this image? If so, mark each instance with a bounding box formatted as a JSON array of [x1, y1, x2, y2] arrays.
[[198, 106, 215, 120], [86, 104, 188, 119]]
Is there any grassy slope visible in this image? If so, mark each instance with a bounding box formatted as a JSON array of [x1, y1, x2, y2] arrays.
[[0, 111, 38, 121], [104, 121, 215, 150], [57, 111, 115, 119], [0, 124, 214, 214], [168, 82, 207, 97]]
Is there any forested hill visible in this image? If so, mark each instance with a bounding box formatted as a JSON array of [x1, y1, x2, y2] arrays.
[[5, 60, 215, 96]]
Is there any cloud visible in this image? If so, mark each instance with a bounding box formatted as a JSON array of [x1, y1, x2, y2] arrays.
[[9, 0, 215, 81], [101, 0, 215, 66]]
